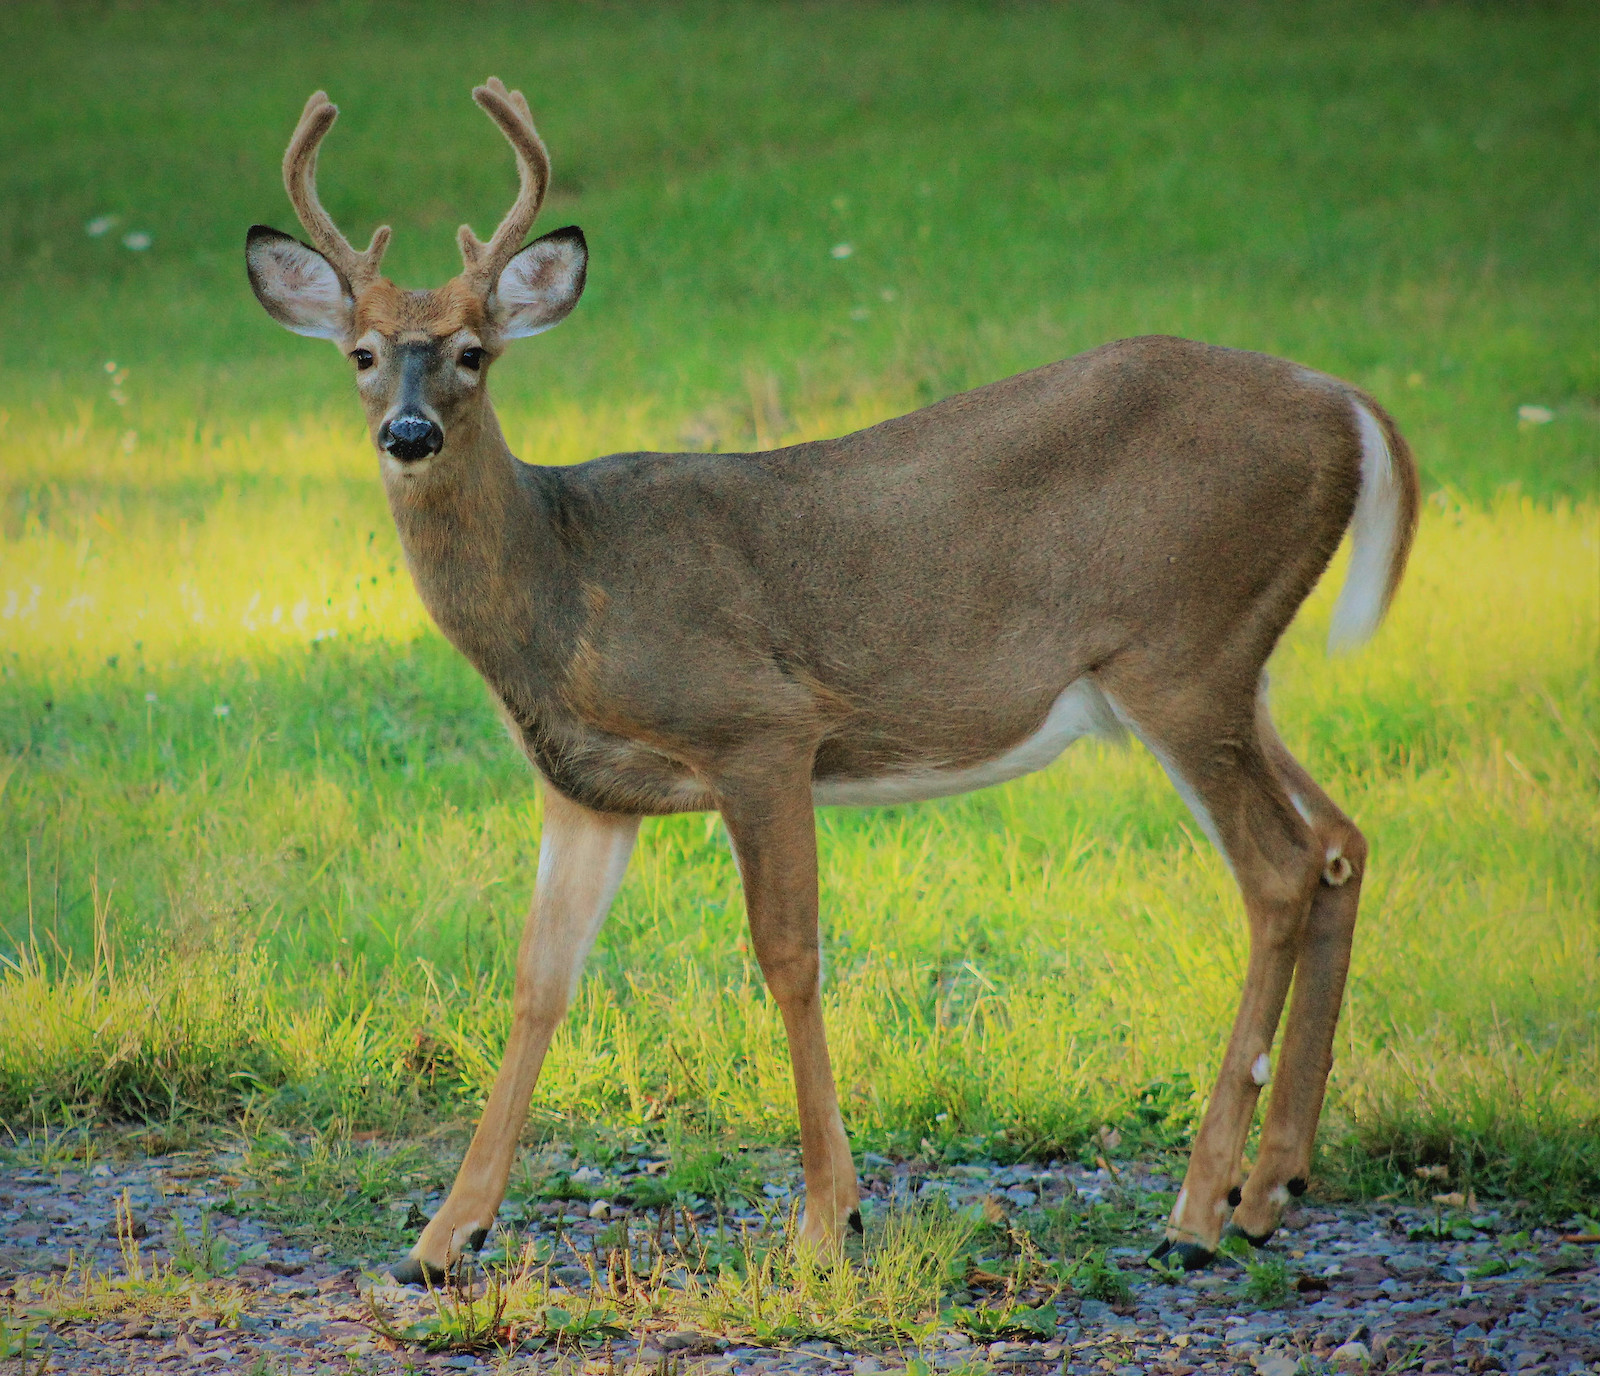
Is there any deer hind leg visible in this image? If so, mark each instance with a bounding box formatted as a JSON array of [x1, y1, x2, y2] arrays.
[[1102, 677, 1324, 1270], [394, 786, 638, 1284], [1226, 708, 1366, 1245], [721, 774, 860, 1254]]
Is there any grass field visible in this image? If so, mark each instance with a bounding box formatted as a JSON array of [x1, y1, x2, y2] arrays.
[[2, 0, 1597, 1220]]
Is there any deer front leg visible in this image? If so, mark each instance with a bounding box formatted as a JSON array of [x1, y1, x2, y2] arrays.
[[721, 777, 860, 1253], [393, 786, 638, 1284]]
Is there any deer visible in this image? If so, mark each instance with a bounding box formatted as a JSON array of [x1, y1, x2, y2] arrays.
[[245, 80, 1419, 1283]]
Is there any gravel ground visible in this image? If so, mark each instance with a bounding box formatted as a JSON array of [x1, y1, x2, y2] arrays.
[[2, 1145, 1595, 1375]]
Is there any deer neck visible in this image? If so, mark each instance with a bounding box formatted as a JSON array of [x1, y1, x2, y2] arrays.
[[381, 400, 549, 680]]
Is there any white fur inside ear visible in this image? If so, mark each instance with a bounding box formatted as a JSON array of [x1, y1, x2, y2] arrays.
[[247, 234, 351, 339], [494, 232, 586, 339]]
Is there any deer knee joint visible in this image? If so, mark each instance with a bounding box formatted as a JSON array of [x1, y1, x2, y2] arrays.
[[755, 947, 820, 1001], [1322, 848, 1354, 887], [512, 986, 569, 1032]]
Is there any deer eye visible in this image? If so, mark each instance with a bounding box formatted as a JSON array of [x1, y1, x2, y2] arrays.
[[351, 348, 374, 370], [459, 347, 486, 372]]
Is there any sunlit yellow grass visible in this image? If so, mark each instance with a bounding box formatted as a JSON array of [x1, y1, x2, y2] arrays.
[[0, 388, 910, 666], [1, 408, 1596, 1205]]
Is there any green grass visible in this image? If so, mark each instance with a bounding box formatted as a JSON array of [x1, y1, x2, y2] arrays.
[[3, 0, 1596, 494], [230, 1129, 452, 1256], [1, 0, 1597, 1218]]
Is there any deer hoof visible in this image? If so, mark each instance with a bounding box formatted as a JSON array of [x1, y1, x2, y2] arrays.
[[1223, 1220, 1275, 1249], [390, 1254, 451, 1286], [848, 1207, 864, 1235], [1150, 1237, 1216, 1271]]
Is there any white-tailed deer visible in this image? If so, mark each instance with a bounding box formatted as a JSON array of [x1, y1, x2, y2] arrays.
[[247, 82, 1419, 1282]]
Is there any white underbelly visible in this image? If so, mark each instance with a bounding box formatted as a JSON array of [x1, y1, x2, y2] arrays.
[[812, 677, 1124, 807]]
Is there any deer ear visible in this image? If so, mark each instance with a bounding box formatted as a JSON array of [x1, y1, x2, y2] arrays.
[[246, 225, 354, 339], [492, 226, 586, 339]]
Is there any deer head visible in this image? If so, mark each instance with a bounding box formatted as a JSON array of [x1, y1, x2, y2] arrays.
[[246, 80, 585, 467]]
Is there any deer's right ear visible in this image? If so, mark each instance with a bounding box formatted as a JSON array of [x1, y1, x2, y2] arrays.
[[246, 225, 354, 339]]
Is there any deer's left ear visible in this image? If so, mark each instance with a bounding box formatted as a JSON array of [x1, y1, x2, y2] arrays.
[[492, 226, 586, 339]]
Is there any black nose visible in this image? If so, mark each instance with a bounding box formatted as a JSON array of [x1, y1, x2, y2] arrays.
[[380, 413, 443, 461]]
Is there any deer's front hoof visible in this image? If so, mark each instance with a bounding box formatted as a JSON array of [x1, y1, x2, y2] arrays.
[[390, 1254, 452, 1286], [795, 1204, 856, 1260], [392, 1221, 491, 1286], [1150, 1236, 1217, 1272]]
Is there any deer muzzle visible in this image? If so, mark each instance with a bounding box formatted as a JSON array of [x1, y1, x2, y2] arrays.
[[380, 412, 444, 462]]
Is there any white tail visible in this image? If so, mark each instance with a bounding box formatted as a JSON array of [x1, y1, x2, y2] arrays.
[[1328, 401, 1407, 651]]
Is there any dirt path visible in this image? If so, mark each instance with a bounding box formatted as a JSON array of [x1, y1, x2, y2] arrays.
[[2, 1144, 1595, 1375]]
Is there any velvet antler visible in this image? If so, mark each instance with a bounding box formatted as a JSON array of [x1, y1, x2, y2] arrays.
[[457, 77, 552, 294], [282, 91, 391, 291]]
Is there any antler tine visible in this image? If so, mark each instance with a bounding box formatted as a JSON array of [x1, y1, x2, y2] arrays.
[[486, 75, 535, 128], [282, 91, 390, 291], [458, 78, 552, 293]]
